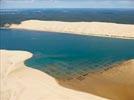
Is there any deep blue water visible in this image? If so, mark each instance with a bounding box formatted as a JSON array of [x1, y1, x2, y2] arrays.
[[1, 29, 134, 79], [1, 8, 134, 79], [1, 8, 134, 27]]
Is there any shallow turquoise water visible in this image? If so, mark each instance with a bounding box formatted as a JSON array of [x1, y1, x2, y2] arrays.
[[1, 29, 134, 79]]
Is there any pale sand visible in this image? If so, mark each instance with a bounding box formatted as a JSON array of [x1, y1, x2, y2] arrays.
[[7, 20, 134, 39], [0, 50, 106, 100]]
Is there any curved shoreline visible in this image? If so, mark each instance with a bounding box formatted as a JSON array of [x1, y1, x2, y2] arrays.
[[5, 20, 134, 39], [0, 50, 106, 100], [1, 50, 134, 100]]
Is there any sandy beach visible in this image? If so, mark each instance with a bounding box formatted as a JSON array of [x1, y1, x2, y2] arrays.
[[6, 20, 134, 39], [0, 50, 106, 100], [1, 50, 134, 100]]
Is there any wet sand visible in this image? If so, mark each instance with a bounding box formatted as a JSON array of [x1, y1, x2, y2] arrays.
[[58, 59, 134, 100]]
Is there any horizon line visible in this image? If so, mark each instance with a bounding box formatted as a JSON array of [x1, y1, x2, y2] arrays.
[[1, 7, 134, 10]]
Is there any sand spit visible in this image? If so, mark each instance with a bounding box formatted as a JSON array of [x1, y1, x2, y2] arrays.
[[7, 20, 134, 39], [58, 59, 134, 100], [0, 50, 106, 100]]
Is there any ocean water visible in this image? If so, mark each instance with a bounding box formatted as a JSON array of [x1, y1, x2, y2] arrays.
[[1, 8, 134, 79], [1, 29, 134, 79]]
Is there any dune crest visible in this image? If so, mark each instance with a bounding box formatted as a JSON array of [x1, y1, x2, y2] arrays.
[[8, 20, 134, 39]]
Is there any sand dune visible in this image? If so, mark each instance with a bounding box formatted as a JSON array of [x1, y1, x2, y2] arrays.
[[7, 20, 134, 39], [0, 50, 106, 100]]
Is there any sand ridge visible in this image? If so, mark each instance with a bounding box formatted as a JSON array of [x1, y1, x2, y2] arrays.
[[7, 20, 134, 39]]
